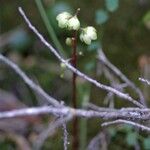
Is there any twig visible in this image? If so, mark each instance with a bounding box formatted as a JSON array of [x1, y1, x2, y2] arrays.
[[87, 131, 107, 150], [139, 77, 150, 85], [0, 106, 149, 120], [34, 115, 72, 150], [98, 49, 146, 106], [62, 120, 68, 150], [0, 54, 61, 107], [18, 7, 144, 108], [101, 119, 150, 133]]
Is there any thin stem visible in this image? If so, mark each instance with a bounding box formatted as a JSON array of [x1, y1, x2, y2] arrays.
[[71, 31, 79, 150], [35, 0, 66, 57], [72, 32, 77, 109]]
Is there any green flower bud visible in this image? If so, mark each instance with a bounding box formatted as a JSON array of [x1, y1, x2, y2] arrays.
[[60, 62, 66, 69], [56, 12, 72, 28], [65, 38, 72, 46], [67, 16, 80, 30]]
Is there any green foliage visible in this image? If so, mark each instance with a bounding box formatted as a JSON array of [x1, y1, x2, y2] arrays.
[[126, 132, 138, 146], [0, 139, 16, 150], [143, 137, 150, 150]]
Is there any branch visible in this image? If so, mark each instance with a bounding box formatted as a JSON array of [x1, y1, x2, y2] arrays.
[[34, 115, 72, 150], [18, 7, 144, 108], [0, 106, 149, 120], [139, 77, 150, 86], [98, 49, 146, 106], [0, 54, 61, 107], [62, 120, 68, 150], [101, 119, 150, 133]]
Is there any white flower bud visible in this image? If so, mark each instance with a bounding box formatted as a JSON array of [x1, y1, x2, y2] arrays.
[[86, 26, 97, 40], [65, 38, 72, 46], [67, 16, 80, 30], [56, 12, 72, 28], [80, 26, 97, 45], [80, 33, 91, 45]]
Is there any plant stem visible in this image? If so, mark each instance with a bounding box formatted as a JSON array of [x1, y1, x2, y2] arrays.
[[72, 31, 78, 150], [35, 0, 66, 57]]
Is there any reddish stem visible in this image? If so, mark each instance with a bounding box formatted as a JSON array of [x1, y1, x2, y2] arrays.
[[71, 30, 78, 150]]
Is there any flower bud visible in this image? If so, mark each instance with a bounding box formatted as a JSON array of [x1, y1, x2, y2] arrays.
[[80, 26, 97, 45], [86, 26, 97, 40], [60, 62, 66, 69], [56, 12, 72, 28], [65, 38, 72, 46], [80, 33, 91, 45], [67, 16, 80, 30]]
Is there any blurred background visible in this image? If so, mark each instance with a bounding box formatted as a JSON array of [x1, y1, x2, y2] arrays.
[[0, 0, 150, 149]]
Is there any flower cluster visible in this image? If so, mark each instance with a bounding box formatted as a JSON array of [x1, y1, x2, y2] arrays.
[[56, 12, 80, 30], [56, 10, 97, 45]]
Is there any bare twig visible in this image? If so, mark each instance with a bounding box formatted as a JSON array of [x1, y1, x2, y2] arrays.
[[62, 120, 68, 150], [98, 49, 146, 106], [139, 77, 150, 85], [87, 131, 107, 150], [0, 106, 149, 120], [34, 115, 72, 150], [0, 54, 61, 107], [101, 119, 150, 133], [18, 7, 144, 108]]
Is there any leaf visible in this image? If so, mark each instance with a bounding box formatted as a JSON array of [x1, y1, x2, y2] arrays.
[[105, 0, 119, 12], [95, 9, 109, 25], [126, 132, 138, 146], [143, 137, 150, 150]]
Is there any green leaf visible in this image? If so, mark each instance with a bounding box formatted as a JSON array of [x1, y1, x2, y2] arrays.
[[143, 137, 150, 150], [105, 0, 119, 12], [95, 9, 109, 25], [126, 132, 138, 146]]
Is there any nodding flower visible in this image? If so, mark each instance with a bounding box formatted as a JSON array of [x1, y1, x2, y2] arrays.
[[56, 12, 72, 28], [67, 15, 80, 30], [80, 26, 97, 45]]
